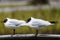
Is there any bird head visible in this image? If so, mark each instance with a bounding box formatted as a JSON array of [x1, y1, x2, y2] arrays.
[[26, 17, 34, 23], [26, 17, 31, 23], [3, 18, 8, 23], [2, 18, 10, 23]]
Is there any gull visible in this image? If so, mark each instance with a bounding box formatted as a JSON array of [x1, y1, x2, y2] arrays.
[[26, 17, 57, 37], [3, 18, 26, 35]]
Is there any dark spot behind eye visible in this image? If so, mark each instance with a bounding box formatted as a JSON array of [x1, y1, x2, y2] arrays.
[[26, 18, 31, 23], [3, 19, 8, 23]]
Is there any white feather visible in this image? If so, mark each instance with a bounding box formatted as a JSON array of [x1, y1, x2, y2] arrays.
[[26, 17, 54, 29], [4, 18, 26, 29]]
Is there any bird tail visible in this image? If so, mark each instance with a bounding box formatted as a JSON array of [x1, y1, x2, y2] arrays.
[[50, 21, 57, 24]]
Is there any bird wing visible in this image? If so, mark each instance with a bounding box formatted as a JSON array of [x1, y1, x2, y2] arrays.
[[29, 18, 51, 27], [8, 19, 26, 27]]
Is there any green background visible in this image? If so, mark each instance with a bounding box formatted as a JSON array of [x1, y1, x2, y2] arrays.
[[0, 8, 60, 34]]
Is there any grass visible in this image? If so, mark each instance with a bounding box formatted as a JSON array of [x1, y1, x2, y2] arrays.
[[0, 5, 28, 8], [0, 8, 60, 34]]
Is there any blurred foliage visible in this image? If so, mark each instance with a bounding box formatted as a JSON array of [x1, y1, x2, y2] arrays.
[[0, 8, 60, 34], [0, 5, 27, 8], [29, 0, 49, 5]]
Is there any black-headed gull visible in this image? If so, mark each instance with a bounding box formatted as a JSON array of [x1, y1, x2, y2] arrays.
[[26, 17, 57, 37], [3, 18, 26, 35]]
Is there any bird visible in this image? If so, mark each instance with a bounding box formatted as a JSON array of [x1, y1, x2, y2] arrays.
[[25, 17, 57, 37], [3, 18, 26, 35]]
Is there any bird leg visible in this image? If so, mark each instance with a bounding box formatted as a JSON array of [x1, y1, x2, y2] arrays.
[[11, 29, 15, 37], [35, 29, 38, 37], [13, 29, 15, 35]]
